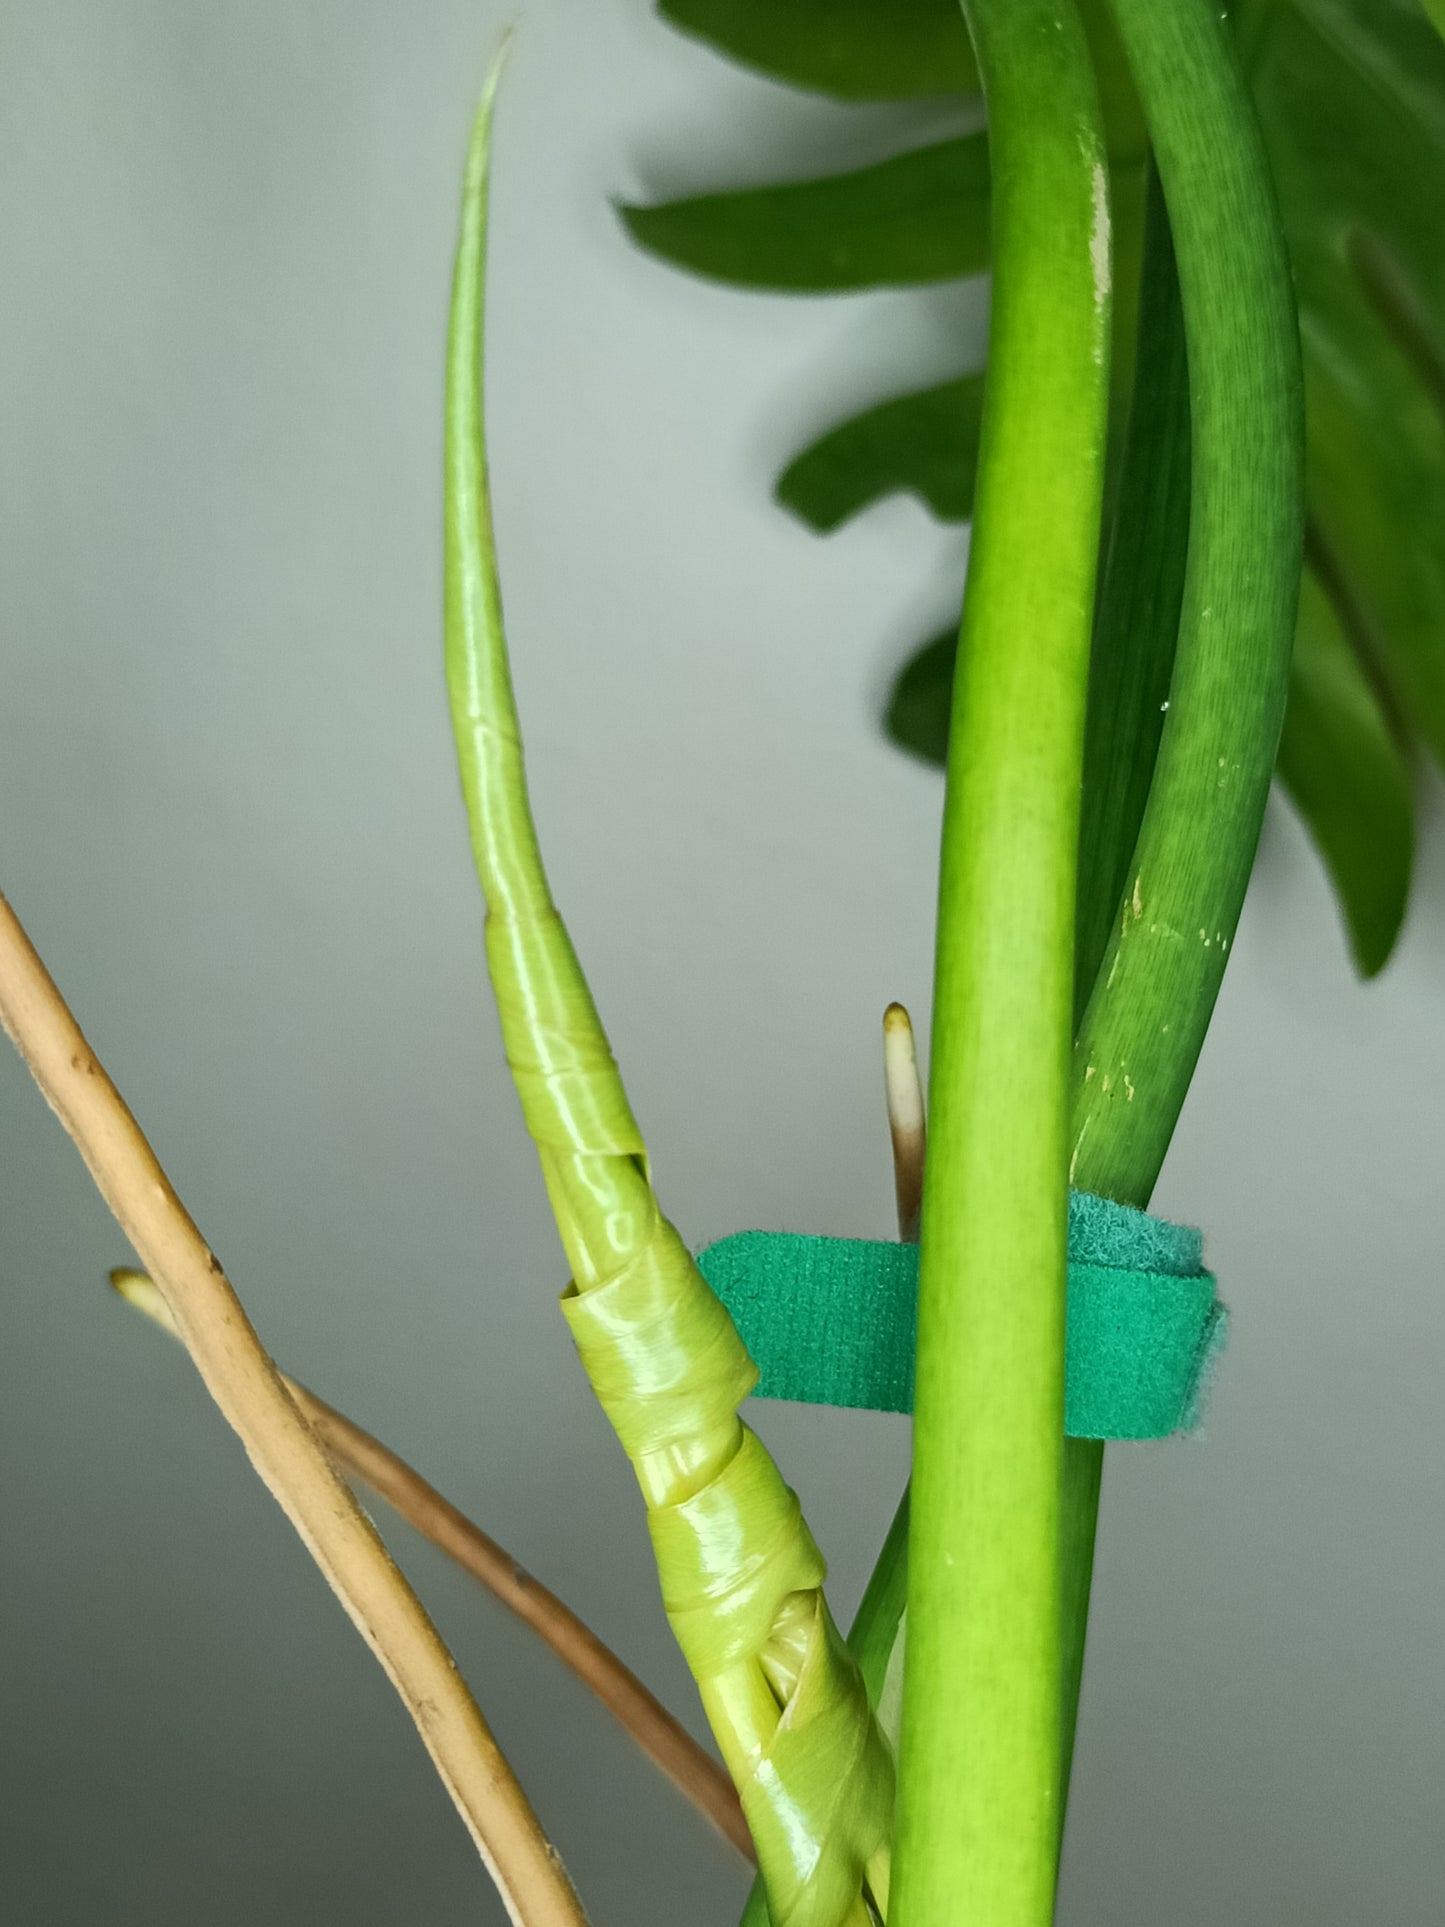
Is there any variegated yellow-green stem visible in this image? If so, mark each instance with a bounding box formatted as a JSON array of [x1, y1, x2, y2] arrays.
[[443, 60, 892, 1927]]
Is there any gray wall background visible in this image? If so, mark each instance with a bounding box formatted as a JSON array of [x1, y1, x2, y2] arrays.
[[2, 4, 1442, 1921]]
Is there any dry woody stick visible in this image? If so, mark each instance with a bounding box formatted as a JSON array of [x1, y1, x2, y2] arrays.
[[111, 1269, 752, 1864], [0, 890, 588, 1927]]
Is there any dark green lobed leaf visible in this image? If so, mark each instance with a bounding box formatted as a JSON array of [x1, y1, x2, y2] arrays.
[[634, 0, 1445, 981], [1253, 3, 1445, 767], [884, 627, 955, 767], [619, 135, 989, 292], [776, 376, 984, 529], [1276, 567, 1414, 976], [657, 0, 978, 101]]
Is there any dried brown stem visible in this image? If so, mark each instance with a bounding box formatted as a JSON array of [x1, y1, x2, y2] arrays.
[[112, 1268, 753, 1865], [0, 891, 588, 1927], [305, 1388, 754, 1861]]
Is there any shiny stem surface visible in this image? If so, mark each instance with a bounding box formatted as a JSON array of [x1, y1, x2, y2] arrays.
[[892, 3, 1111, 1921]]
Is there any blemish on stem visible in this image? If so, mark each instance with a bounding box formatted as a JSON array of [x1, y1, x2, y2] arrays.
[[1089, 159, 1111, 358], [1068, 1113, 1094, 1186]]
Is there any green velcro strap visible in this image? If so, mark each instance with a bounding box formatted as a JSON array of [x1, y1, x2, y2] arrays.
[[695, 1190, 1227, 1441]]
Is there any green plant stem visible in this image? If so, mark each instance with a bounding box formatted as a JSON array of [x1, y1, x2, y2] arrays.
[[1056, 163, 1192, 1829], [838, 0, 1303, 1906], [1060, 0, 1305, 1831], [842, 174, 1189, 1793], [1074, 165, 1190, 1020], [849, 1488, 913, 1709], [890, 4, 1110, 1921], [1071, 0, 1302, 1198]]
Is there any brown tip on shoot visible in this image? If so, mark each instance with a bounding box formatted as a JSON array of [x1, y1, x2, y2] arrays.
[[882, 1003, 926, 1243]]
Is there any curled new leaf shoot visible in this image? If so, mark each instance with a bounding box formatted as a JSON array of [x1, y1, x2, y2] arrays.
[[0, 895, 586, 1927], [736, 1002, 926, 1927], [443, 69, 892, 1927], [111, 1268, 752, 1863]]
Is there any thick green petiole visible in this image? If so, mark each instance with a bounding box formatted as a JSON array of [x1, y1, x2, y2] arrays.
[[1058, 0, 1305, 1826], [1074, 165, 1190, 1026], [1057, 158, 1192, 1828], [849, 1, 1304, 1897], [1071, 0, 1304, 1202], [891, 4, 1111, 1922]]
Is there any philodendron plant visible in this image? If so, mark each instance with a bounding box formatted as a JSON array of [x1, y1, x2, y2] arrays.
[[14, 0, 1418, 1920], [627, 0, 1445, 985]]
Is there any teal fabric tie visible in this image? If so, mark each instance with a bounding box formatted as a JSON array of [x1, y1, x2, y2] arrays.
[[696, 1191, 1225, 1440]]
